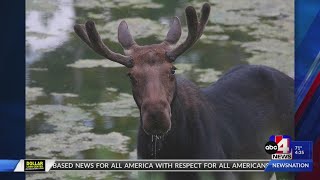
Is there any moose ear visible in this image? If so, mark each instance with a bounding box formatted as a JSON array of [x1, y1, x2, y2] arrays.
[[165, 17, 181, 45], [118, 21, 135, 50]]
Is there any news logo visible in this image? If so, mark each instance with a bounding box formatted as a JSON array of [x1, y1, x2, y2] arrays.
[[264, 141, 278, 154], [24, 160, 45, 171], [265, 135, 292, 160]]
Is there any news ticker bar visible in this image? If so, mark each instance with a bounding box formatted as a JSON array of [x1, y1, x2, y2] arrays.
[[0, 159, 313, 172]]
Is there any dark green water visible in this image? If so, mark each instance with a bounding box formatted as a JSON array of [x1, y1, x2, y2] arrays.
[[26, 0, 293, 179]]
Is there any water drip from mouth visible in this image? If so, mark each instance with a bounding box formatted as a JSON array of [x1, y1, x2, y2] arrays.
[[151, 135, 163, 159]]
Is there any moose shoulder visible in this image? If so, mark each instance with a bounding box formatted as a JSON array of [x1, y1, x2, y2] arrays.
[[74, 2, 293, 179]]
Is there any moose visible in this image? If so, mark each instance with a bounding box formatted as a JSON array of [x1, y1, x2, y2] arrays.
[[74, 3, 294, 180]]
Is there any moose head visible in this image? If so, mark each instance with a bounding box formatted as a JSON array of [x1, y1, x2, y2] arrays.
[[74, 3, 210, 135]]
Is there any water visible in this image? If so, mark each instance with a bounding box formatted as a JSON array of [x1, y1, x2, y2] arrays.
[[151, 135, 164, 159], [26, 0, 293, 179]]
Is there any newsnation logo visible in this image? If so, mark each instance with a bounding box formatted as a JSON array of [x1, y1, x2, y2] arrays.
[[265, 135, 292, 160]]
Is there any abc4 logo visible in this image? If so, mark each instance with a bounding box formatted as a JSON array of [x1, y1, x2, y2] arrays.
[[265, 135, 291, 155]]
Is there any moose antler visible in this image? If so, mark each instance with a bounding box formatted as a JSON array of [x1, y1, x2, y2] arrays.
[[74, 21, 133, 68], [166, 3, 211, 61]]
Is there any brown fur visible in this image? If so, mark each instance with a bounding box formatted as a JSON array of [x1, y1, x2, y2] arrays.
[[126, 44, 176, 135]]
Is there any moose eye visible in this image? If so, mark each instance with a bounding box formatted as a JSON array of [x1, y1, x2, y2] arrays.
[[171, 66, 177, 75], [127, 72, 133, 79], [127, 73, 137, 83], [127, 73, 133, 78]]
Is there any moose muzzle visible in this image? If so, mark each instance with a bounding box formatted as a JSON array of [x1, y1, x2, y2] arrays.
[[141, 100, 171, 135]]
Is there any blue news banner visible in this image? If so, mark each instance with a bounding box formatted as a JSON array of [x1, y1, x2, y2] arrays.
[[264, 135, 313, 172], [0, 137, 313, 172]]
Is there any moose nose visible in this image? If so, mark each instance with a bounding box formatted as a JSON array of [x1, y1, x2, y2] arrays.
[[141, 100, 171, 135]]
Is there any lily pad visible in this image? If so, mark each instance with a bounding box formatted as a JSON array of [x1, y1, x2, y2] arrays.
[[26, 107, 42, 120], [201, 34, 230, 43], [194, 68, 222, 83], [27, 171, 112, 180], [67, 59, 124, 68], [26, 0, 59, 12], [28, 68, 48, 71], [106, 87, 118, 92], [210, 10, 259, 26], [50, 93, 79, 104], [26, 103, 132, 158], [26, 104, 92, 132], [241, 39, 293, 55], [249, 23, 293, 41], [98, 18, 168, 43], [206, 0, 292, 18], [205, 25, 225, 33], [50, 92, 79, 98], [27, 132, 130, 158], [75, 0, 163, 10], [175, 63, 195, 74], [26, 87, 45, 103], [117, 0, 163, 9], [96, 93, 139, 118], [246, 52, 294, 78]]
